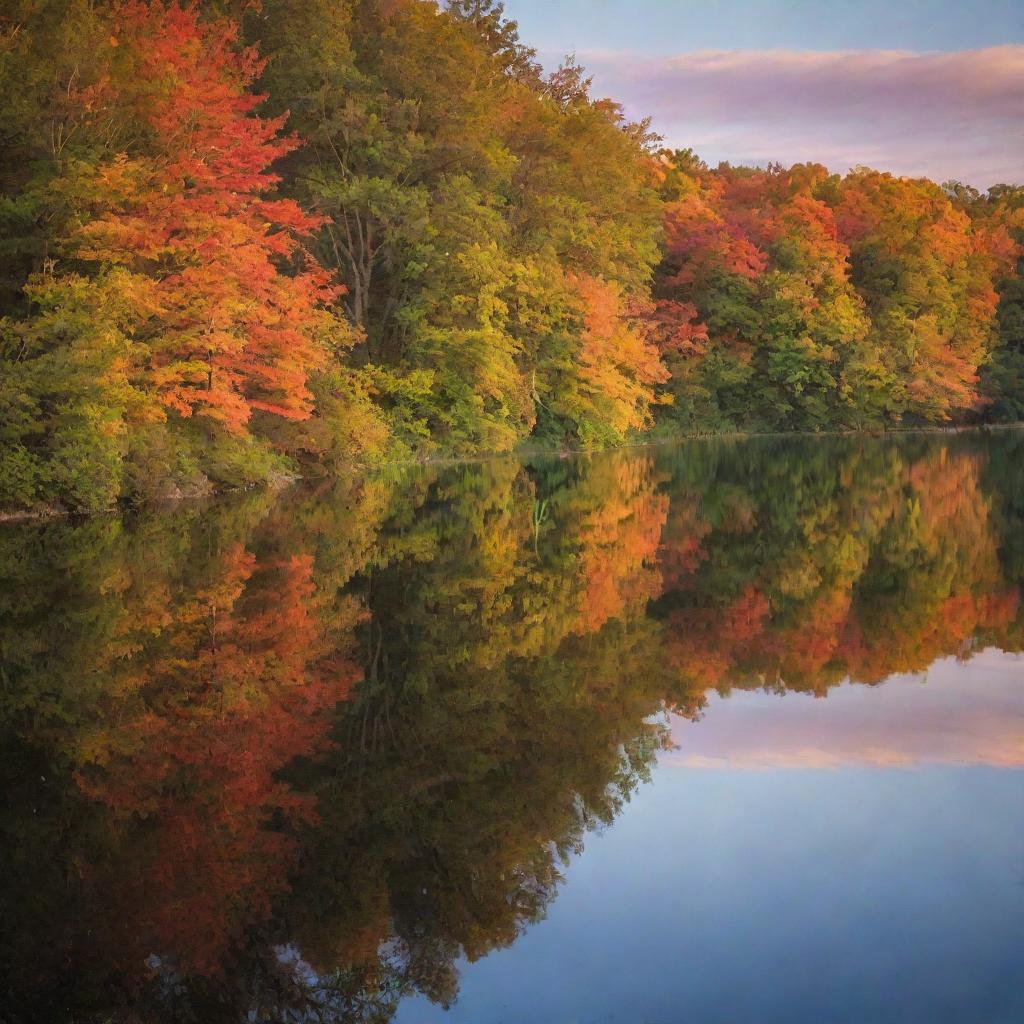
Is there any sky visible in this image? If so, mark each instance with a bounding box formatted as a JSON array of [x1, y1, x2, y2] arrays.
[[501, 0, 1024, 187]]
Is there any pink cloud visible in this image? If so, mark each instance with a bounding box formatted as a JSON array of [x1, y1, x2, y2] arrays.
[[578, 45, 1024, 186], [663, 649, 1024, 771]]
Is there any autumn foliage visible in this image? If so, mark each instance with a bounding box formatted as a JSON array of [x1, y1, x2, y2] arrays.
[[81, 2, 337, 432], [0, 1, 1022, 513], [653, 157, 1021, 431]]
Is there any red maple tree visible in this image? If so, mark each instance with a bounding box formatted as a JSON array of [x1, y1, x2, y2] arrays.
[[78, 1, 337, 432]]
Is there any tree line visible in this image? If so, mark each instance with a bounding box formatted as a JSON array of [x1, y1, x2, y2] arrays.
[[1, 0, 1022, 512]]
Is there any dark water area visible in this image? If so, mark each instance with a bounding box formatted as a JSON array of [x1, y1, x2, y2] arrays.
[[1, 431, 1023, 1023]]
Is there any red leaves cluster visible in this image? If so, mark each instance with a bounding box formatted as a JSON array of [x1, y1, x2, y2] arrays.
[[79, 1, 338, 432]]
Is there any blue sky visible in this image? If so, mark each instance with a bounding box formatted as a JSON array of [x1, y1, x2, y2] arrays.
[[500, 0, 1024, 185], [503, 0, 1023, 54]]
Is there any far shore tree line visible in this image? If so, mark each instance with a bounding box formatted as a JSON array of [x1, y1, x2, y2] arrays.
[[2, 0, 1022, 512]]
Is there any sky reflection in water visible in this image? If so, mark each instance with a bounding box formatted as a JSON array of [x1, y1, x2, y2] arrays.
[[398, 658, 1024, 1024]]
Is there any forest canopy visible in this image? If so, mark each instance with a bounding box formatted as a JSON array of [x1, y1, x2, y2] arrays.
[[1, 0, 1022, 512]]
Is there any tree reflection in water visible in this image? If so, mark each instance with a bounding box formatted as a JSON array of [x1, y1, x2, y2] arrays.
[[2, 431, 1023, 1023]]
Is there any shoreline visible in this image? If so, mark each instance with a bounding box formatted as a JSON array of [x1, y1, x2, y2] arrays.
[[3, 420, 1022, 525]]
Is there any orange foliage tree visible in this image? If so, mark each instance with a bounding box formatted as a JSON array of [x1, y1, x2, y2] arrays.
[[75, 1, 339, 434], [835, 169, 1012, 421]]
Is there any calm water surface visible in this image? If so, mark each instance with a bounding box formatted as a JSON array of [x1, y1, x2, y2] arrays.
[[2, 432, 1023, 1023]]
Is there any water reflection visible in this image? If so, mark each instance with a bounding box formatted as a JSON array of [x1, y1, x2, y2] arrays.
[[1, 432, 1022, 1022]]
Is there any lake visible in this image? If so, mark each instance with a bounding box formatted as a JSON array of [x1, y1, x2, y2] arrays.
[[2, 431, 1023, 1023]]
